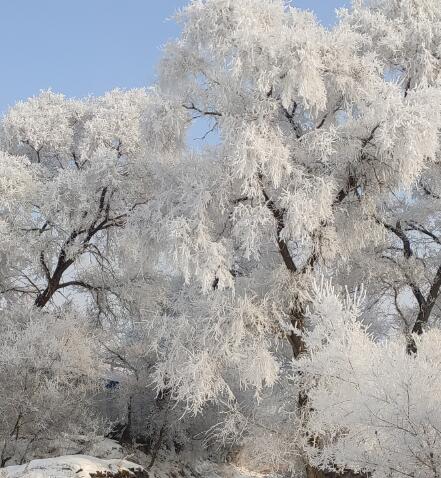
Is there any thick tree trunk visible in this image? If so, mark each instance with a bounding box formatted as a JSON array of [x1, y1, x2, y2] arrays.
[[35, 254, 74, 308], [120, 396, 133, 445], [35, 284, 56, 308], [261, 182, 366, 478]]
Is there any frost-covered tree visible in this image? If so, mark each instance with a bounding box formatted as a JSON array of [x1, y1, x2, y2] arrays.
[[0, 88, 187, 459], [152, 0, 441, 360], [143, 0, 441, 476], [0, 88, 183, 310], [335, 0, 441, 350]]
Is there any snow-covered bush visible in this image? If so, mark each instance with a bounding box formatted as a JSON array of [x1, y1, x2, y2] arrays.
[[298, 282, 441, 478], [0, 305, 102, 466]]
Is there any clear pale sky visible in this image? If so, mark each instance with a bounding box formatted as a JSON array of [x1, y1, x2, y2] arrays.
[[0, 1, 346, 114]]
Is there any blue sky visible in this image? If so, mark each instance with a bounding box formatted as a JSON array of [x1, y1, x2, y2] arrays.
[[0, 0, 346, 114]]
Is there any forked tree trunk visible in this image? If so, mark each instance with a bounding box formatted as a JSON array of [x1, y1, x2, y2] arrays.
[[263, 180, 367, 477]]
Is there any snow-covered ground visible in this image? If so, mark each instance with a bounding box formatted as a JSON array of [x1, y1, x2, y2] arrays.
[[0, 454, 276, 478], [0, 455, 146, 478], [0, 437, 279, 478]]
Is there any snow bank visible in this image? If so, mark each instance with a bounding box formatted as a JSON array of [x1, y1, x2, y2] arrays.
[[0, 455, 146, 478]]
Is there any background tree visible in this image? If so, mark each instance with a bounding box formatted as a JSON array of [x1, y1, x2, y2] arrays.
[[0, 88, 188, 461], [0, 88, 185, 310]]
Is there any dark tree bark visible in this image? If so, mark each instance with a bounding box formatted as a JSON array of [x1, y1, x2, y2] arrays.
[[260, 177, 364, 478], [379, 219, 441, 351], [33, 187, 129, 309]]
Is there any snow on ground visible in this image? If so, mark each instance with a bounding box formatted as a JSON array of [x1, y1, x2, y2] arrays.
[[0, 455, 278, 478], [192, 461, 278, 478], [0, 438, 280, 478], [0, 455, 146, 478]]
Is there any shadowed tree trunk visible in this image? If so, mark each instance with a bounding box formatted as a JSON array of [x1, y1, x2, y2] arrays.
[[262, 181, 365, 478]]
